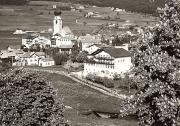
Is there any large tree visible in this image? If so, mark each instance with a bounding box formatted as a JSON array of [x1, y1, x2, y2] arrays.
[[122, 0, 180, 126], [0, 69, 64, 126]]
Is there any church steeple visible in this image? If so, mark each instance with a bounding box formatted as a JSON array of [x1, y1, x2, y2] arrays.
[[53, 9, 63, 35]]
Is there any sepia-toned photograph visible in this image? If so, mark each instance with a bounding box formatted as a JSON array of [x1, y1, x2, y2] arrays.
[[0, 0, 180, 126]]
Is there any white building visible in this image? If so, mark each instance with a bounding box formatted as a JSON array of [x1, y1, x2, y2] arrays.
[[21, 9, 74, 50], [13, 52, 53, 67], [51, 9, 74, 52], [78, 34, 101, 51], [39, 58, 55, 67], [83, 48, 132, 78], [0, 49, 24, 60]]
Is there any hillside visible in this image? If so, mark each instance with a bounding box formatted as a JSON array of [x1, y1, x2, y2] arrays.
[[0, 0, 165, 15]]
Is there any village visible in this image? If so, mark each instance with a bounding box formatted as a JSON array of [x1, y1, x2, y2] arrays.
[[0, 1, 169, 125], [0, 2, 150, 80]]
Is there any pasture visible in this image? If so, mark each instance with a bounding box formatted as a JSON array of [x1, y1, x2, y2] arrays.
[[39, 71, 138, 126]]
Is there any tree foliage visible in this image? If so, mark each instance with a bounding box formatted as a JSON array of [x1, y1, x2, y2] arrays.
[[0, 69, 65, 126], [112, 35, 124, 46], [53, 53, 69, 65], [122, 0, 180, 126], [70, 42, 80, 62], [76, 51, 88, 63]]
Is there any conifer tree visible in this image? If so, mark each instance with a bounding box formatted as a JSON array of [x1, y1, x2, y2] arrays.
[[122, 0, 180, 125]]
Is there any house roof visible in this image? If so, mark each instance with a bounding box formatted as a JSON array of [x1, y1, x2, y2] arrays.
[[78, 34, 101, 43], [92, 47, 131, 58], [0, 49, 24, 58], [87, 44, 110, 48], [20, 52, 45, 58], [34, 52, 45, 57], [20, 52, 31, 58], [40, 58, 54, 62]]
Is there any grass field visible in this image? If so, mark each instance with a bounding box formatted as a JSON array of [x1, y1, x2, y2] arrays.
[[38, 71, 138, 126]]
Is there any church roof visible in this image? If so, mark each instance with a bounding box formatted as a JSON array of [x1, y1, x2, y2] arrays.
[[63, 26, 74, 35], [54, 8, 62, 16]]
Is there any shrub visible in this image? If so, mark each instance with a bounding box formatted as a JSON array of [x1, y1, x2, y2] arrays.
[[113, 73, 122, 80], [0, 69, 65, 125], [103, 77, 114, 88], [94, 76, 103, 84]]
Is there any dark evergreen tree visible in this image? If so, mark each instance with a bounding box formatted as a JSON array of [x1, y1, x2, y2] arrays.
[[71, 42, 80, 62], [122, 0, 180, 126]]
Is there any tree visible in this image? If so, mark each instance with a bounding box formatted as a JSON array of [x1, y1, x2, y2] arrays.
[[122, 0, 180, 126], [30, 44, 41, 52], [53, 53, 69, 65], [76, 51, 88, 63], [71, 42, 80, 62], [0, 69, 65, 126], [112, 35, 124, 46]]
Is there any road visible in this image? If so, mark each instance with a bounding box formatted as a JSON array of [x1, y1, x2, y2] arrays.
[[24, 67, 132, 99]]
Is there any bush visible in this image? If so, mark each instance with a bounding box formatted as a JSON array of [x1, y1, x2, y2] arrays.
[[103, 77, 114, 88], [86, 73, 95, 81], [0, 69, 65, 125], [94, 76, 103, 84], [113, 73, 121, 80], [86, 74, 114, 88]]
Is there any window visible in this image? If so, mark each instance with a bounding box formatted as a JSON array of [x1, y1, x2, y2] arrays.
[[51, 39, 56, 45]]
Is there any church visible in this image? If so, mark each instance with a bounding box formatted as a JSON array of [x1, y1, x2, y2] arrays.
[[51, 9, 74, 54], [21, 9, 74, 54]]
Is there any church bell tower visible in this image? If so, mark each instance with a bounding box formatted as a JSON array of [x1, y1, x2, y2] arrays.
[[53, 9, 62, 35]]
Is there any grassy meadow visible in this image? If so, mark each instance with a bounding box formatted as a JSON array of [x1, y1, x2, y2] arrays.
[[39, 71, 138, 126]]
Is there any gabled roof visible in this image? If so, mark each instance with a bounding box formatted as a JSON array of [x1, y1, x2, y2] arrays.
[[40, 58, 54, 62], [20, 52, 45, 58], [87, 44, 110, 48], [92, 47, 131, 58], [20, 52, 31, 58], [34, 52, 45, 57]]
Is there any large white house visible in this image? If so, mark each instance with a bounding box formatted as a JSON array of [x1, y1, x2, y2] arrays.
[[83, 48, 132, 78]]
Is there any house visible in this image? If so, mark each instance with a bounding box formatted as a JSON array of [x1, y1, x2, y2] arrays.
[[83, 48, 132, 78], [84, 44, 109, 54], [78, 34, 101, 51], [22, 32, 51, 48], [0, 49, 24, 60], [13, 52, 46, 66], [114, 44, 129, 51], [39, 58, 55, 67], [7, 45, 21, 51]]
